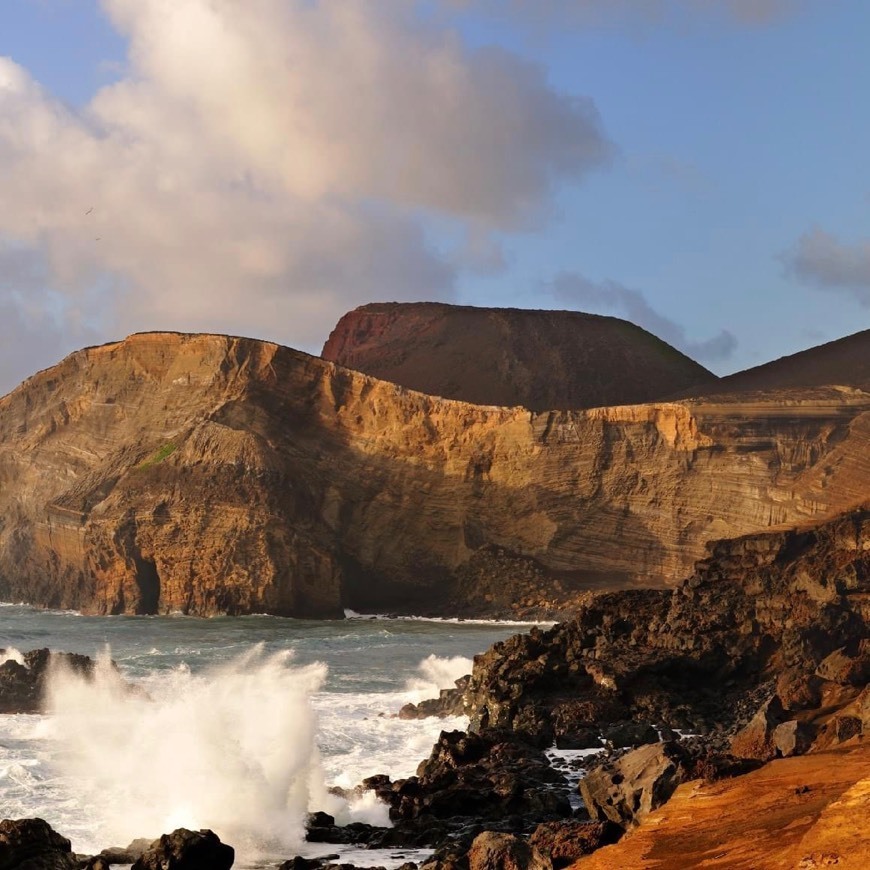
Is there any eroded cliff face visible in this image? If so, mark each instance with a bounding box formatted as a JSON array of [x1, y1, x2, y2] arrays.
[[0, 332, 869, 617]]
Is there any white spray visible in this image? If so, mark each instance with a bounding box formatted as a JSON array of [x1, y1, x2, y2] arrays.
[[403, 654, 473, 703], [45, 644, 329, 860]]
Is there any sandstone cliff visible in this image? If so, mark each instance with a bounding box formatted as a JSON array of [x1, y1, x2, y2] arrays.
[[1, 332, 869, 617], [322, 302, 717, 411]]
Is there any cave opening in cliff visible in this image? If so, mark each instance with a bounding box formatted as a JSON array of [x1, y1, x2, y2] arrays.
[[133, 555, 161, 615]]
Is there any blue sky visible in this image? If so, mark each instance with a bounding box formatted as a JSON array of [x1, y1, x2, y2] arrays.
[[0, 0, 868, 392]]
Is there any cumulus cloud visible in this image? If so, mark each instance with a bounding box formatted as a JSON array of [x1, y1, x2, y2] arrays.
[[784, 228, 870, 307], [0, 0, 613, 391], [0, 241, 103, 395], [550, 271, 737, 364]]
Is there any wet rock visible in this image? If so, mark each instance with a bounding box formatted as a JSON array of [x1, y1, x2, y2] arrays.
[[0, 649, 101, 714], [399, 678, 469, 720], [367, 731, 569, 824], [466, 832, 550, 870], [99, 838, 152, 864], [600, 723, 659, 749], [279, 858, 326, 870], [0, 818, 78, 869], [528, 821, 622, 867], [131, 828, 234, 870], [579, 743, 687, 828]]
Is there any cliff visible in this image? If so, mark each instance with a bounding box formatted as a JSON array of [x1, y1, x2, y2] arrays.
[[322, 302, 717, 411], [1, 332, 869, 617]]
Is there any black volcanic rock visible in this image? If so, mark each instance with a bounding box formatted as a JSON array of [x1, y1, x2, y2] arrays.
[[0, 818, 78, 869], [0, 648, 100, 714], [322, 302, 717, 411], [461, 508, 870, 745], [364, 730, 570, 825], [131, 829, 234, 870]]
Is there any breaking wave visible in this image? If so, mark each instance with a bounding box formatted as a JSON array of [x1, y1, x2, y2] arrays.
[[44, 645, 330, 861]]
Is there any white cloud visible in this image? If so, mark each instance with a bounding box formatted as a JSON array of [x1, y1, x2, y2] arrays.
[[785, 228, 870, 306], [550, 271, 737, 363], [0, 0, 613, 390]]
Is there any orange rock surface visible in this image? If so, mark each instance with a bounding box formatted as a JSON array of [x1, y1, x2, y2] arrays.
[[572, 742, 870, 870]]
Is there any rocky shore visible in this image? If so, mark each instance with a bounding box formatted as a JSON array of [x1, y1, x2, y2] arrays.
[[3, 507, 868, 868]]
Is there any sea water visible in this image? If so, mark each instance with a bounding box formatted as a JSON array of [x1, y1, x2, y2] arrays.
[[0, 604, 537, 868]]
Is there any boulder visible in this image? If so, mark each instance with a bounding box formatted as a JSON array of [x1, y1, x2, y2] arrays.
[[0, 818, 78, 869], [600, 723, 659, 749], [0, 649, 100, 714], [579, 743, 686, 828], [367, 731, 569, 823], [467, 832, 550, 870], [730, 696, 786, 761], [772, 720, 816, 757], [99, 838, 152, 864], [131, 829, 234, 870], [528, 821, 622, 867]]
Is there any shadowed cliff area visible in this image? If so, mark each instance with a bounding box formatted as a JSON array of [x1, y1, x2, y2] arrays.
[[1, 331, 870, 617], [322, 302, 718, 411]]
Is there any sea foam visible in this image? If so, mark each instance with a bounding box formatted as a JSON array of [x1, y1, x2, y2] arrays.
[[44, 644, 329, 861]]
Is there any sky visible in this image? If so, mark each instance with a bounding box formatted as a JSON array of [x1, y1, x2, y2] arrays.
[[0, 0, 869, 394]]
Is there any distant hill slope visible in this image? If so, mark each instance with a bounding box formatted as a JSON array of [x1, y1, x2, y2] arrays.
[[691, 329, 870, 396], [322, 302, 717, 410], [2, 333, 870, 618]]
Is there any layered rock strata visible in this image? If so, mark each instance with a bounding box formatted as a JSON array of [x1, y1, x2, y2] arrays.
[[1, 332, 870, 616]]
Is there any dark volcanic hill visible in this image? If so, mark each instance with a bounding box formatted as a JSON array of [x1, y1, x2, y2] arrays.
[[1, 332, 869, 618], [687, 329, 870, 397], [322, 302, 717, 411]]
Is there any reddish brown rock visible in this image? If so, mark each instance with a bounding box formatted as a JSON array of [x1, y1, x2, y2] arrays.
[[529, 821, 622, 867], [322, 302, 717, 411], [467, 832, 550, 870]]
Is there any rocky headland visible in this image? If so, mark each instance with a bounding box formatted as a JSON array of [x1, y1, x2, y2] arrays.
[[1, 330, 870, 617], [2, 507, 868, 866], [348, 504, 870, 867]]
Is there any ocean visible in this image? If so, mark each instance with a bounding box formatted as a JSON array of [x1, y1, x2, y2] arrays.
[[0, 604, 539, 869]]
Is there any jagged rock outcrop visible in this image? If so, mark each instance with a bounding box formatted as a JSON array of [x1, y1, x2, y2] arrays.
[[322, 302, 717, 411], [0, 818, 79, 869], [1, 332, 870, 616], [461, 507, 870, 744], [363, 730, 570, 823]]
